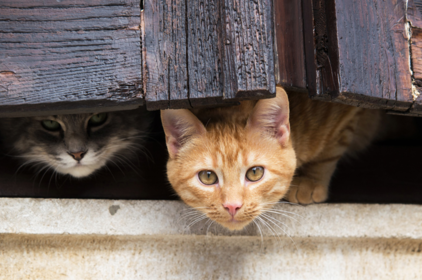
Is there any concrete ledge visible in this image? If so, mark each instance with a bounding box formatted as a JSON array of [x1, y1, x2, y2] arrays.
[[2, 234, 422, 280], [1, 198, 422, 279], [1, 198, 422, 238]]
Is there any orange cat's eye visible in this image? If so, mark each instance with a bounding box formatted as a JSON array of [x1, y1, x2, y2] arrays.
[[246, 166, 264, 182], [198, 170, 218, 185]]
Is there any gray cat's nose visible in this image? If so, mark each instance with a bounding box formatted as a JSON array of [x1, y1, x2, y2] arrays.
[[68, 151, 86, 161]]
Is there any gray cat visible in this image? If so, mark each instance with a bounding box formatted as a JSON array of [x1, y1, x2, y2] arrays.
[[0, 107, 152, 178]]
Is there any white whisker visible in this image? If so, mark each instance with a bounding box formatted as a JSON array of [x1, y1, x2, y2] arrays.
[[253, 219, 264, 247], [260, 213, 298, 250]]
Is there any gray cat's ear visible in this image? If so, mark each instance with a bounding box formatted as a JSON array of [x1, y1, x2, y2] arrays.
[[161, 109, 206, 158], [246, 87, 290, 147]]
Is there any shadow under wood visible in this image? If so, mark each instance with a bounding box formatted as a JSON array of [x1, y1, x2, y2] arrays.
[[0, 140, 175, 200], [328, 141, 422, 204], [1, 120, 422, 203]]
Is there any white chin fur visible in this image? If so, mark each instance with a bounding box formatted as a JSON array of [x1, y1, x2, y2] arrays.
[[56, 164, 103, 178]]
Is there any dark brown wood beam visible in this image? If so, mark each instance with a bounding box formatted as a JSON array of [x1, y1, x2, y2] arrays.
[[186, 0, 224, 107], [221, 0, 276, 100], [143, 0, 190, 110], [143, 0, 276, 110], [274, 0, 307, 92], [0, 0, 143, 117], [406, 0, 422, 114], [0, 0, 277, 115], [302, 0, 419, 114]]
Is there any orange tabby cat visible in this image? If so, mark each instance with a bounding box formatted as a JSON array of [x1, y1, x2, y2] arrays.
[[161, 87, 382, 230]]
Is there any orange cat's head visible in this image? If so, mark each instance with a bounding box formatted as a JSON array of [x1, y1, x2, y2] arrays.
[[161, 91, 296, 230]]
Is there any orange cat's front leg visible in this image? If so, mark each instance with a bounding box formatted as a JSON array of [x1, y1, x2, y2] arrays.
[[287, 125, 356, 204], [286, 156, 341, 204]]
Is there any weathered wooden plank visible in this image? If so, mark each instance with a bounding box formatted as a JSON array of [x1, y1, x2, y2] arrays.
[[313, 0, 339, 96], [222, 0, 275, 100], [274, 0, 307, 91], [302, 0, 317, 97], [406, 0, 422, 114], [0, 10, 134, 24], [143, 0, 189, 110], [408, 0, 422, 82], [186, 0, 224, 106], [303, 0, 414, 113], [337, 0, 412, 104], [0, 0, 143, 116], [0, 0, 129, 7], [411, 29, 422, 80], [143, 0, 276, 109], [408, 0, 422, 28]]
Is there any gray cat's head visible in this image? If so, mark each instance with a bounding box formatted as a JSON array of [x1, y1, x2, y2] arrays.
[[0, 108, 151, 178]]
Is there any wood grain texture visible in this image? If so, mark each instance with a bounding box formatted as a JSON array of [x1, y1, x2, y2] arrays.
[[274, 0, 306, 91], [411, 29, 422, 80], [313, 0, 340, 96], [221, 0, 276, 100], [186, 0, 224, 106], [304, 0, 415, 112], [302, 0, 317, 97], [143, 0, 189, 110], [408, 0, 422, 28], [334, 0, 412, 106], [404, 0, 422, 115], [143, 0, 276, 109], [409, 0, 422, 81], [0, 0, 143, 116]]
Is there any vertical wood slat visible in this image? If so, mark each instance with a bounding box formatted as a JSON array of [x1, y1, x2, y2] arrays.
[[301, 0, 415, 113], [405, 0, 422, 113], [222, 0, 276, 100], [143, 0, 276, 110], [411, 29, 422, 80], [143, 0, 189, 110], [0, 0, 143, 117], [335, 0, 412, 105], [301, 0, 317, 96], [312, 0, 340, 96], [274, 0, 307, 91], [276, 0, 422, 116], [408, 0, 422, 84], [187, 0, 224, 106]]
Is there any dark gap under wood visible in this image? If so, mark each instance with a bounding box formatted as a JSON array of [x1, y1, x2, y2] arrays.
[[1, 116, 422, 204]]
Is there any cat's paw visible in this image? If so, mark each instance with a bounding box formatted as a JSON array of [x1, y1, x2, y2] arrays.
[[286, 177, 328, 204]]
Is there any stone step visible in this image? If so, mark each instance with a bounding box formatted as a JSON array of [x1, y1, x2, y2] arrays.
[[0, 198, 421, 279]]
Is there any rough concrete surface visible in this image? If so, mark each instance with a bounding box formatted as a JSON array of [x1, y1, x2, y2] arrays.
[[0, 198, 422, 279]]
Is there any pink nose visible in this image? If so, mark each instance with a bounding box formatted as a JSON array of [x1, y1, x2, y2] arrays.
[[68, 151, 86, 161], [223, 202, 243, 217]]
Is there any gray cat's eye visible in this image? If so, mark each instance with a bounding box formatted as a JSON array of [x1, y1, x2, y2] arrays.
[[198, 170, 218, 185], [41, 120, 61, 131], [246, 166, 264, 182], [89, 113, 107, 126]]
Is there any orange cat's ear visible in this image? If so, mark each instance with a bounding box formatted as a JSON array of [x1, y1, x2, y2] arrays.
[[161, 109, 206, 158], [246, 87, 290, 147]]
